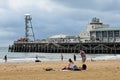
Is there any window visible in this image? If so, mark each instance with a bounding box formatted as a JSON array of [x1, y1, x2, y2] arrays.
[[108, 31, 113, 37], [102, 31, 107, 37], [96, 31, 101, 37], [114, 31, 119, 37]]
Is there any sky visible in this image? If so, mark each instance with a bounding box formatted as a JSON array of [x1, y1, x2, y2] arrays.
[[1, 0, 120, 47]]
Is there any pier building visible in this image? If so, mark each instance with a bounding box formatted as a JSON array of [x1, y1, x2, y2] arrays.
[[90, 27, 120, 42], [80, 17, 109, 42]]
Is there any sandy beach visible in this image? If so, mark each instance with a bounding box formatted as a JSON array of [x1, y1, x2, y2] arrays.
[[0, 60, 120, 80]]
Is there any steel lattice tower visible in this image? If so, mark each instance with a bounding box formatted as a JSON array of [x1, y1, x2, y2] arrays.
[[25, 14, 35, 41]]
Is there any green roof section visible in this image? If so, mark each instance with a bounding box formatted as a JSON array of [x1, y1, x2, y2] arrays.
[[91, 27, 120, 31]]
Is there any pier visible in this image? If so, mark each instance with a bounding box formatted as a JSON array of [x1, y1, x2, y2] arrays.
[[8, 42, 120, 54], [8, 16, 120, 54]]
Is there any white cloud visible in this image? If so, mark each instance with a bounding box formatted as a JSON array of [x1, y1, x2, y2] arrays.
[[8, 0, 31, 11], [7, 0, 57, 13], [1, 0, 120, 47], [0, 29, 15, 37]]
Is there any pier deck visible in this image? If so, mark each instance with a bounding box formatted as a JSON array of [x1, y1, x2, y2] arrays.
[[8, 42, 120, 54]]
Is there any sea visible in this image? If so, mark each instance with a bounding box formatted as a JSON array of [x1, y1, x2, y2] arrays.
[[0, 47, 120, 63]]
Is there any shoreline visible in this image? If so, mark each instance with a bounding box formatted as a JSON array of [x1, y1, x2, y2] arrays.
[[0, 57, 120, 63], [0, 60, 120, 80]]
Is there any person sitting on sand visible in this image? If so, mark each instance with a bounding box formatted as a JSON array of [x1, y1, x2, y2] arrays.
[[35, 55, 41, 62], [67, 58, 74, 70], [62, 58, 74, 70]]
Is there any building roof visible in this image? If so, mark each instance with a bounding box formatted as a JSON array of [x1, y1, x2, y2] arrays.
[[91, 27, 120, 31], [49, 34, 67, 38]]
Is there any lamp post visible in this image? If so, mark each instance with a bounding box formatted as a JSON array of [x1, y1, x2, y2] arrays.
[[77, 35, 81, 43]]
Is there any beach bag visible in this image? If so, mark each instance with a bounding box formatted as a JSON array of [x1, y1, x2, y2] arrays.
[[44, 67, 53, 71]]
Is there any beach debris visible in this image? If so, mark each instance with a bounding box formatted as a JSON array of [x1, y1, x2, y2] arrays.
[[35, 60, 41, 62], [44, 67, 54, 71]]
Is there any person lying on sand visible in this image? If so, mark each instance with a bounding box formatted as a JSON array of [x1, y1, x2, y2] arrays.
[[62, 58, 81, 71]]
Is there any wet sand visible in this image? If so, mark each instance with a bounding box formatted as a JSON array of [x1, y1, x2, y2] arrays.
[[0, 60, 120, 80]]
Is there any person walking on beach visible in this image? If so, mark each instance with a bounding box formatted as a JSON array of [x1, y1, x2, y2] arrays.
[[74, 54, 76, 61], [3, 55, 7, 62], [79, 50, 86, 64], [61, 53, 63, 61]]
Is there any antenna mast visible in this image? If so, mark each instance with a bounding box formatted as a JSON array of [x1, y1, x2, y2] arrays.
[[25, 14, 35, 41]]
